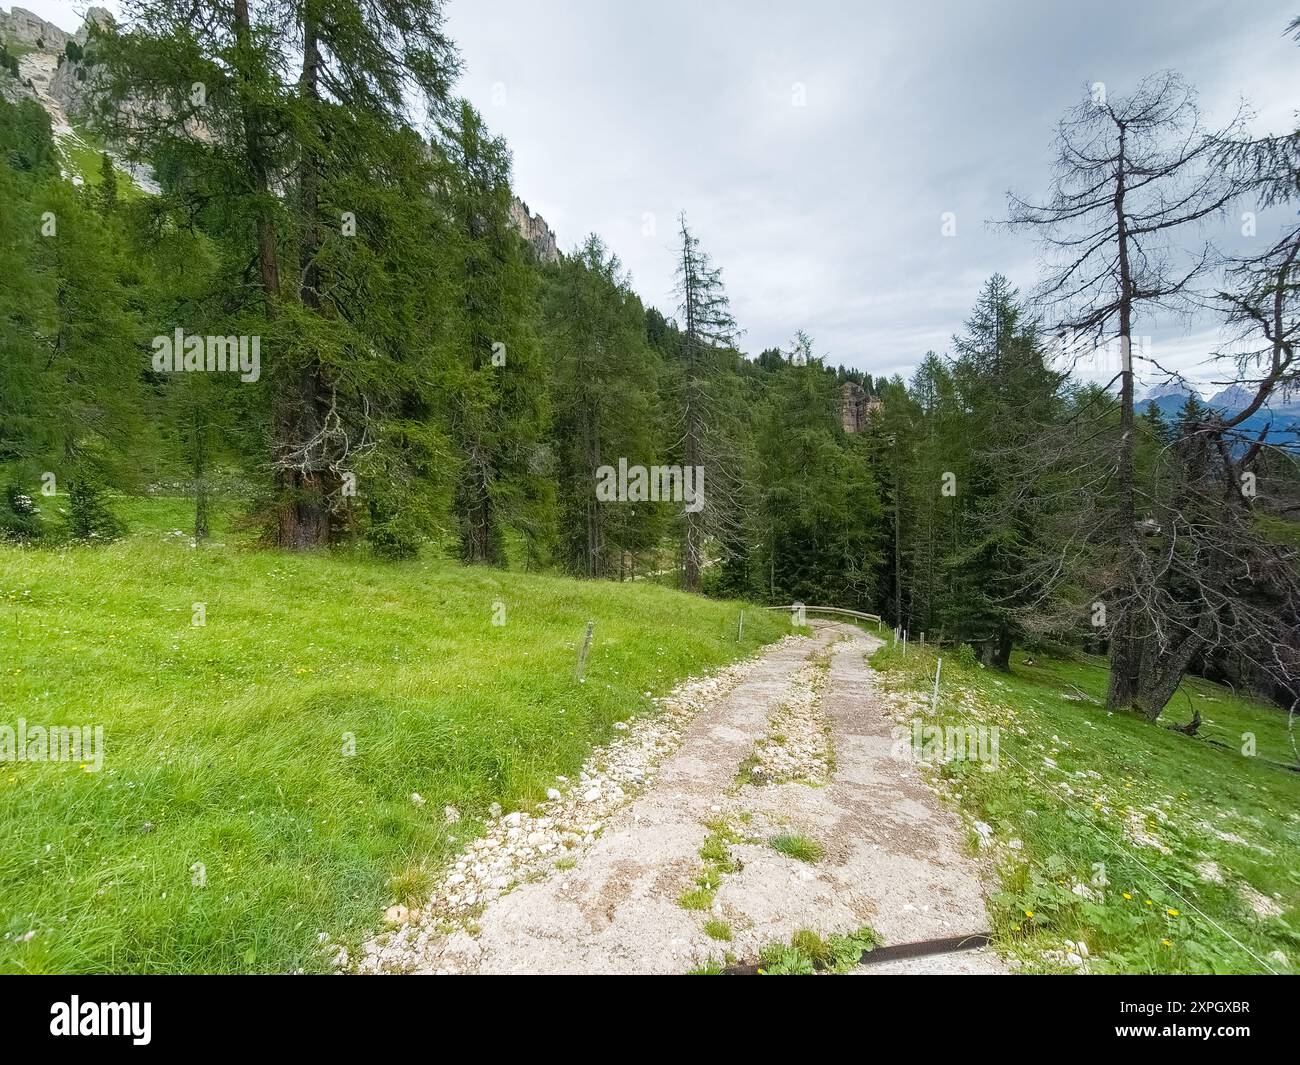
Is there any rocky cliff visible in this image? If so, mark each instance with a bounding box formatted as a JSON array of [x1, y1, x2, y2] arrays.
[[0, 6, 71, 52], [839, 382, 880, 433], [509, 197, 560, 264], [1, 5, 112, 115]]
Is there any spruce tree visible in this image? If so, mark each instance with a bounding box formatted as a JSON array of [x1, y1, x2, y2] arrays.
[[672, 213, 743, 591], [543, 234, 665, 577], [440, 101, 546, 565]]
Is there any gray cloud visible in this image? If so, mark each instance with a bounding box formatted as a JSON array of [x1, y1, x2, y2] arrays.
[[446, 0, 1299, 388]]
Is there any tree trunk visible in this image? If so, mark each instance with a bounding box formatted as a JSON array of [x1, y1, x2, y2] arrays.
[[233, 0, 280, 305], [457, 449, 497, 563], [1107, 609, 1141, 709], [1106, 121, 1142, 708], [192, 408, 209, 543], [992, 624, 1012, 670], [274, 367, 330, 549], [683, 374, 703, 592], [1134, 615, 1211, 721], [976, 626, 1013, 670], [272, 8, 332, 549]]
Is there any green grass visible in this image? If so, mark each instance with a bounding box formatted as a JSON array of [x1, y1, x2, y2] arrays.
[[679, 823, 740, 912], [757, 925, 878, 974], [872, 643, 1300, 974], [57, 123, 144, 202], [700, 831, 736, 871], [677, 884, 716, 911], [770, 832, 823, 863], [703, 918, 732, 941], [0, 495, 785, 973]]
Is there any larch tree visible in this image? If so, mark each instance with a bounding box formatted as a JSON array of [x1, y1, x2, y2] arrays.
[[440, 100, 546, 565], [543, 234, 665, 578], [93, 0, 462, 549], [1006, 72, 1247, 717]]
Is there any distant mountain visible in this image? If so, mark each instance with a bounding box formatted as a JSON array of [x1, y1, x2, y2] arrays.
[[1148, 381, 1300, 450], [1130, 378, 1297, 448], [1141, 379, 1197, 404], [1137, 380, 1199, 423], [1207, 384, 1256, 410]]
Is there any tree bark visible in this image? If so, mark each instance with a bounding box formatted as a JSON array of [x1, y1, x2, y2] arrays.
[[1134, 616, 1211, 721], [273, 7, 332, 549], [1107, 120, 1143, 708], [233, 0, 280, 305]]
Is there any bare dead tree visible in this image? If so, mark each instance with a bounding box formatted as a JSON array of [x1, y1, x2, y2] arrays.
[[1004, 72, 1251, 716], [672, 213, 745, 592]]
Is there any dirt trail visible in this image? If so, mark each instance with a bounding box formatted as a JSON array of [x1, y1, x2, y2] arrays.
[[361, 620, 1004, 974]]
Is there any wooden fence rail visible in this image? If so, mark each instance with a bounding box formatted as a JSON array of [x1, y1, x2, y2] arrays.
[[763, 604, 883, 626]]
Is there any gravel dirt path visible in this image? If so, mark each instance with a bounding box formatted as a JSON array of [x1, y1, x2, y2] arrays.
[[358, 620, 1004, 974]]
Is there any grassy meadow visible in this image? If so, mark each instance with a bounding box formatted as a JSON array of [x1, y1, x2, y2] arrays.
[[872, 642, 1300, 974], [0, 496, 785, 973]]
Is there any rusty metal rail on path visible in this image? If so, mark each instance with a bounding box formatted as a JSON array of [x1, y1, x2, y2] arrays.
[[720, 932, 993, 974]]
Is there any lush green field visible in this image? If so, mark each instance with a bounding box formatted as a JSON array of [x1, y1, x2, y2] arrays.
[[57, 123, 143, 200], [0, 497, 784, 973], [872, 643, 1300, 974]]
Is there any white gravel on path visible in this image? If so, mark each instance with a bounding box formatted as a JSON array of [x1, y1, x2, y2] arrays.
[[357, 621, 1004, 974]]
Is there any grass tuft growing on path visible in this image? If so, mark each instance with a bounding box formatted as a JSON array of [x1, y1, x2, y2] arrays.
[[770, 832, 823, 863]]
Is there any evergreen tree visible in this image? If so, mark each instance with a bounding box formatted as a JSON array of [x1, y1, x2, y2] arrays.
[[756, 338, 881, 607], [94, 0, 462, 549], [441, 101, 547, 565], [96, 151, 118, 214], [944, 275, 1064, 665], [542, 234, 665, 577], [672, 213, 743, 591]]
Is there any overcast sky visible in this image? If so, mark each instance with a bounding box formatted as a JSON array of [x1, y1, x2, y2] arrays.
[[27, 0, 1300, 392]]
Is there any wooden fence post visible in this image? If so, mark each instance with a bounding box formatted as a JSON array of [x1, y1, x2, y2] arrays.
[[574, 620, 595, 681]]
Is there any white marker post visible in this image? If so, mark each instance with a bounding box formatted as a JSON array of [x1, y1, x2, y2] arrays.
[[931, 657, 943, 715]]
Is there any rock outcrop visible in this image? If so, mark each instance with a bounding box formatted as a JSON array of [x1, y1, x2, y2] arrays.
[[1, 5, 111, 115], [0, 6, 71, 52], [839, 382, 881, 433], [509, 197, 559, 264]]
